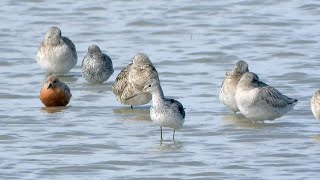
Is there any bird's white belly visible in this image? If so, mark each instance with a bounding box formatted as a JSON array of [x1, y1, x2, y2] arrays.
[[150, 107, 184, 129], [219, 90, 239, 113], [37, 44, 76, 74], [240, 101, 282, 121], [237, 90, 290, 121]]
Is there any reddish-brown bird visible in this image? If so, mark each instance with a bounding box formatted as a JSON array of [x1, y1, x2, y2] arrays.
[[40, 75, 72, 107]]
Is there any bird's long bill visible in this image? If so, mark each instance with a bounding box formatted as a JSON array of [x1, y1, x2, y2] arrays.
[[226, 71, 235, 78], [125, 93, 141, 101], [47, 83, 52, 89]]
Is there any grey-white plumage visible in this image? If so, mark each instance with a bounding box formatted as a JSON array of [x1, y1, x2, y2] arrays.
[[36, 26, 77, 74], [112, 53, 159, 106], [219, 60, 249, 113], [127, 79, 185, 140], [81, 45, 114, 83], [311, 90, 320, 119], [235, 72, 297, 121]]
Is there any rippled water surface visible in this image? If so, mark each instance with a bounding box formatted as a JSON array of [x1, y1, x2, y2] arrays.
[[1, 0, 320, 179]]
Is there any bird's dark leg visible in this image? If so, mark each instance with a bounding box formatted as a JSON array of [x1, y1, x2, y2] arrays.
[[173, 129, 175, 141], [130, 105, 133, 109], [160, 126, 163, 141]]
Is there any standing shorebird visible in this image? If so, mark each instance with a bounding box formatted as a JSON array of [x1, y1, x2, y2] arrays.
[[40, 75, 72, 107], [112, 53, 159, 108], [311, 90, 320, 119], [36, 26, 77, 74], [82, 45, 114, 83], [235, 72, 297, 122], [127, 79, 185, 140], [219, 60, 249, 113]]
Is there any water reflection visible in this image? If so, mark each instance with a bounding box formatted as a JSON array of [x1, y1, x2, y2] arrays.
[[222, 114, 285, 128], [40, 106, 70, 113], [80, 82, 111, 93], [113, 106, 150, 115], [113, 106, 151, 121], [157, 140, 184, 152], [313, 135, 320, 142]]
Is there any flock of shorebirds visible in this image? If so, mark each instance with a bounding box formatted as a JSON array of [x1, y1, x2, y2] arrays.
[[36, 26, 320, 141]]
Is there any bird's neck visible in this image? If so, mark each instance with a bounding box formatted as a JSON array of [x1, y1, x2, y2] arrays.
[[238, 81, 255, 91], [151, 86, 165, 106]]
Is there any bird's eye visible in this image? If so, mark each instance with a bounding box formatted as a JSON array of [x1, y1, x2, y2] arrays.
[[148, 84, 151, 87], [53, 80, 57, 83]]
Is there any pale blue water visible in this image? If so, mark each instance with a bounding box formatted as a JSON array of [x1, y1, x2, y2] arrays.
[[1, 0, 320, 179]]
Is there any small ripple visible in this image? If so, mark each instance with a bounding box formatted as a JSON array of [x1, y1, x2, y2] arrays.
[[0, 47, 22, 53], [271, 52, 306, 58], [76, 6, 106, 11], [40, 106, 70, 114], [151, 30, 181, 36], [127, 20, 166, 27], [264, 153, 307, 158], [187, 51, 227, 56], [0, 134, 19, 141], [161, 71, 209, 76], [189, 171, 226, 177], [176, 160, 208, 166], [223, 164, 254, 170], [7, 73, 34, 78], [288, 39, 318, 45], [274, 72, 308, 79], [0, 61, 14, 66], [39, 164, 125, 175], [0, 93, 31, 99], [299, 4, 320, 11], [251, 22, 295, 27], [31, 146, 94, 155]]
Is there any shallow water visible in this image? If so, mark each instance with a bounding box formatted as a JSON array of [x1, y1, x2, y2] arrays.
[[1, 0, 320, 179]]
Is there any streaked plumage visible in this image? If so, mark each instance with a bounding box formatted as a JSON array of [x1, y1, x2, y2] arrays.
[[311, 90, 320, 119], [112, 53, 159, 106], [81, 45, 114, 83], [40, 75, 72, 107], [219, 60, 249, 113], [235, 72, 297, 121], [36, 26, 77, 74]]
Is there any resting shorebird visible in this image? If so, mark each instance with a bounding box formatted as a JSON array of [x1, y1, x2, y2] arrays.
[[36, 26, 77, 74], [311, 90, 320, 119], [127, 79, 185, 140], [219, 60, 249, 113], [82, 45, 114, 83], [40, 75, 72, 107], [234, 72, 297, 122], [112, 53, 159, 108]]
